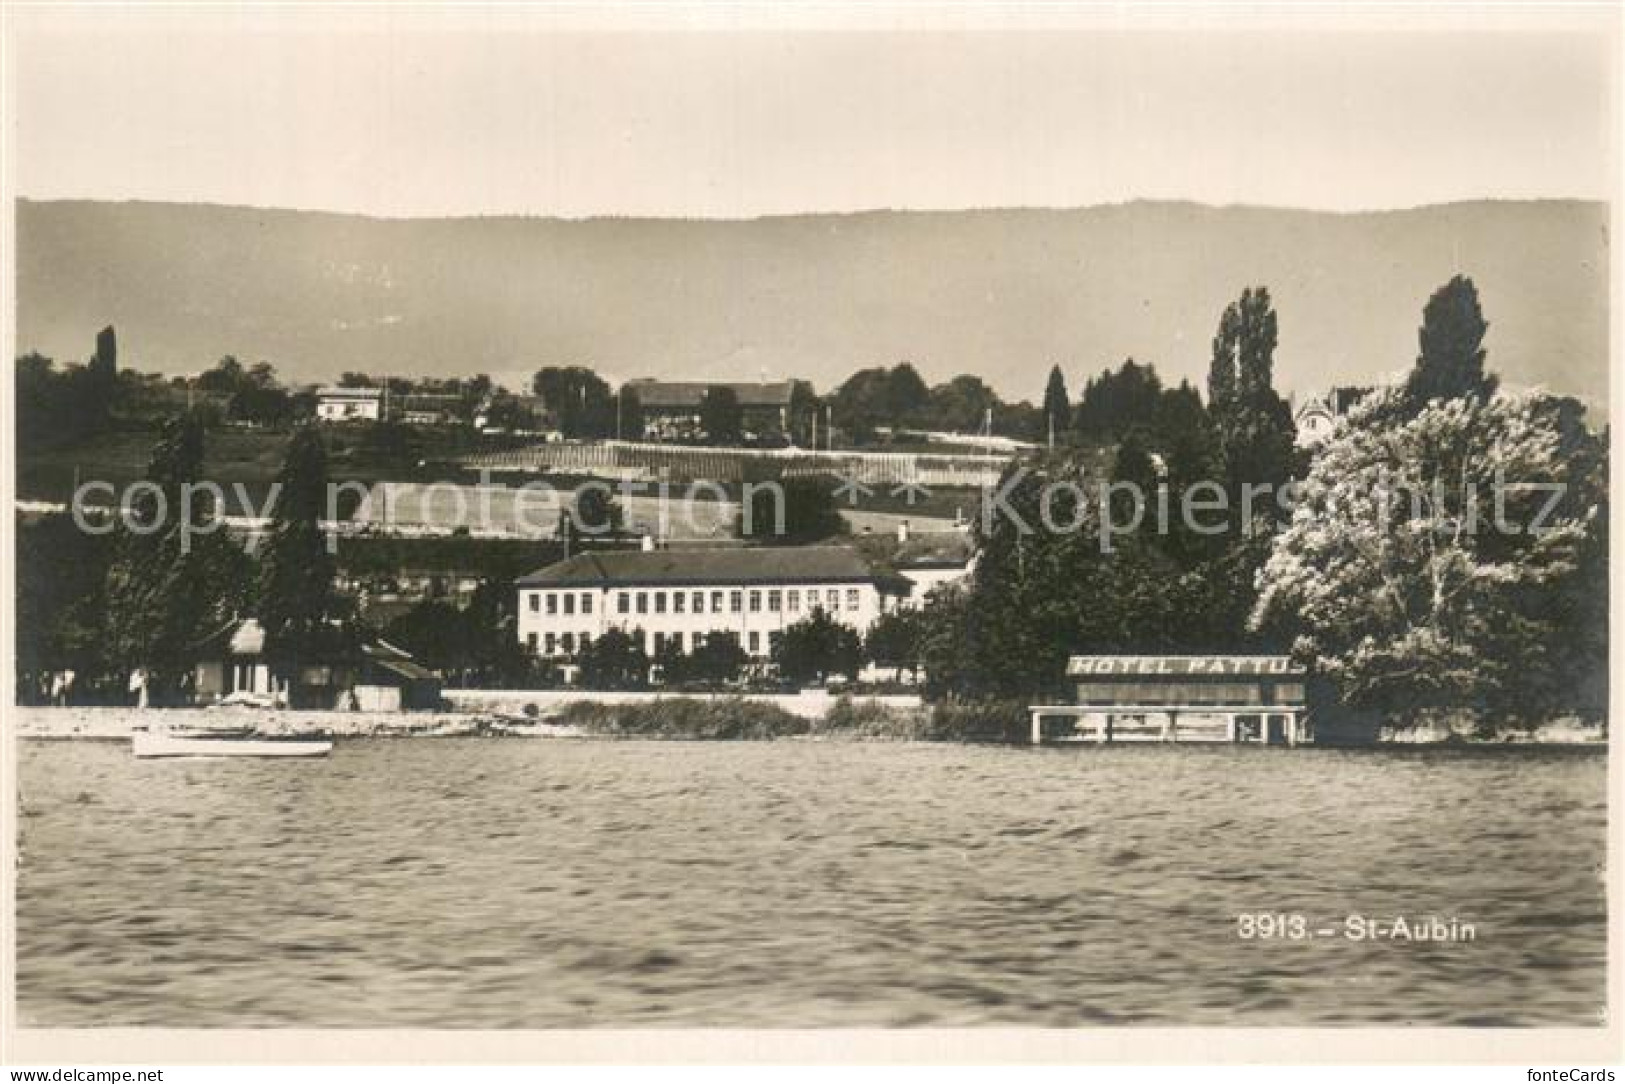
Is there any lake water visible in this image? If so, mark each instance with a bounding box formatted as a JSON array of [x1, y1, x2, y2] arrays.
[[16, 738, 1607, 1027]]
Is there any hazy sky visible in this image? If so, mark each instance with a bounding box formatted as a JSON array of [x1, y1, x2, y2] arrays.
[[10, 10, 1617, 218]]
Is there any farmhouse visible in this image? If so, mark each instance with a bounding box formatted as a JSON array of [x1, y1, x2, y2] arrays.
[[515, 544, 912, 666], [626, 379, 795, 441], [315, 386, 384, 422]]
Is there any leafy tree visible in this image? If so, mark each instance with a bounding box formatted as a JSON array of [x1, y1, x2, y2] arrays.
[[773, 608, 862, 685], [103, 412, 251, 701], [617, 384, 645, 440], [228, 384, 292, 426], [865, 608, 928, 682], [686, 633, 749, 687], [652, 637, 690, 685], [1207, 305, 1240, 414], [197, 356, 248, 394], [1042, 365, 1071, 446], [84, 326, 118, 422], [563, 482, 622, 540], [383, 601, 469, 675], [787, 380, 821, 447], [1207, 288, 1299, 503], [700, 385, 744, 445], [1252, 389, 1606, 726], [257, 424, 353, 694], [927, 374, 1001, 435], [577, 627, 649, 689], [1234, 287, 1278, 398], [16, 513, 117, 702], [1405, 274, 1498, 409], [831, 363, 937, 441], [533, 366, 615, 438], [738, 471, 844, 544], [1074, 359, 1163, 444], [885, 363, 932, 423]]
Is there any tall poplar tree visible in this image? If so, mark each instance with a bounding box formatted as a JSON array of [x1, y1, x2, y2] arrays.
[[257, 424, 348, 695], [104, 412, 249, 701], [1404, 275, 1497, 408], [1042, 364, 1071, 445]]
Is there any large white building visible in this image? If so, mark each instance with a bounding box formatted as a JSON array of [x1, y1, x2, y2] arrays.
[[515, 544, 933, 664], [315, 386, 385, 421]]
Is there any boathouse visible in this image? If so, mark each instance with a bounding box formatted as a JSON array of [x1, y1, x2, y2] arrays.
[[1028, 655, 1309, 745]]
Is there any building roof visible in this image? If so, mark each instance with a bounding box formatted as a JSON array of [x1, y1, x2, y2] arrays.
[[627, 380, 795, 410], [193, 617, 267, 657], [517, 544, 894, 589], [316, 386, 384, 400], [851, 530, 976, 571], [362, 647, 440, 683]]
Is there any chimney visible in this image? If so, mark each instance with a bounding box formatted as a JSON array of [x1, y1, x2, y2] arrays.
[[896, 519, 911, 544], [641, 534, 657, 552]]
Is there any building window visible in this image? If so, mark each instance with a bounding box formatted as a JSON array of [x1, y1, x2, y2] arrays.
[[768, 590, 782, 612], [712, 590, 724, 613], [748, 631, 760, 654], [580, 633, 591, 651], [749, 590, 762, 613], [529, 593, 539, 613], [788, 589, 800, 612], [546, 593, 558, 615], [527, 632, 538, 652], [582, 593, 593, 615], [769, 631, 783, 654], [846, 588, 860, 610], [618, 592, 630, 614], [693, 590, 705, 613], [653, 631, 666, 653], [730, 590, 743, 613], [561, 632, 575, 654], [564, 594, 575, 616], [545, 632, 557, 654], [655, 591, 667, 614], [827, 588, 840, 610], [673, 592, 685, 614], [637, 592, 648, 615]]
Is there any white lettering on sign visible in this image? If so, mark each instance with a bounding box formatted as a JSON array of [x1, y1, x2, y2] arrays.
[[1069, 656, 1300, 676]]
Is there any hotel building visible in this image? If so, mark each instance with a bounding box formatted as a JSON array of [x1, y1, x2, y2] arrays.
[[515, 544, 920, 664]]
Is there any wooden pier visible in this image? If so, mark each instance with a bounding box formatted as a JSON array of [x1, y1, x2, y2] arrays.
[[1027, 705, 1307, 745], [1029, 655, 1311, 746]]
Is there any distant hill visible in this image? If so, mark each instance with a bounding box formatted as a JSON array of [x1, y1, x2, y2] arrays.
[[15, 198, 1609, 418]]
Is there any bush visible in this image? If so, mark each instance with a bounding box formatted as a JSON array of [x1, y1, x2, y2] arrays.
[[814, 695, 1026, 742], [552, 697, 809, 739], [925, 698, 1031, 743]]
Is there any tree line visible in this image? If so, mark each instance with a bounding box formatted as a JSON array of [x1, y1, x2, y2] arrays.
[[908, 277, 1607, 731]]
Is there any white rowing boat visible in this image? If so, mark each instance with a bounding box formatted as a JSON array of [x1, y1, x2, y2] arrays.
[[132, 730, 333, 758]]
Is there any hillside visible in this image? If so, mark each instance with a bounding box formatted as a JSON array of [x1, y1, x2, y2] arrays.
[[15, 198, 1609, 415]]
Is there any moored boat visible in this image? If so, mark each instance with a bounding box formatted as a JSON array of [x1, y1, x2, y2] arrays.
[[132, 730, 333, 758]]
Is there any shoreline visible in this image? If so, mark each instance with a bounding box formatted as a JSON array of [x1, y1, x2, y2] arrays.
[[9, 702, 1607, 746]]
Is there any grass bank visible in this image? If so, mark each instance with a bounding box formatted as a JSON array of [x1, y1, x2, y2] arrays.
[[547, 695, 1028, 742]]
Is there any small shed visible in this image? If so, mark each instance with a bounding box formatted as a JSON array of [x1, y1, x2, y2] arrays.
[[352, 641, 443, 712], [193, 618, 276, 702]]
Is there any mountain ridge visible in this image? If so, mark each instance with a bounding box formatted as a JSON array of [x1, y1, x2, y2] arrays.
[[15, 197, 1609, 416]]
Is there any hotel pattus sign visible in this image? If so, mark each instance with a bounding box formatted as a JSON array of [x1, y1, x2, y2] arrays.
[[1065, 655, 1305, 677]]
